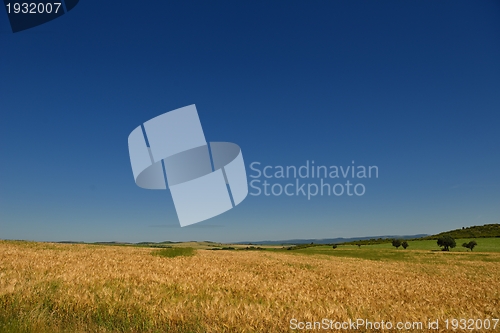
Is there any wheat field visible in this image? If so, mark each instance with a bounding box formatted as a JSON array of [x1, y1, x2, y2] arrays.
[[0, 241, 499, 332]]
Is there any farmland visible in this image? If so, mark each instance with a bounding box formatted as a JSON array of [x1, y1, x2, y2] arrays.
[[0, 239, 499, 332]]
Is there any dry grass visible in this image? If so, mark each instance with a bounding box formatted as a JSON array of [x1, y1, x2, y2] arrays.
[[0, 240, 499, 332]]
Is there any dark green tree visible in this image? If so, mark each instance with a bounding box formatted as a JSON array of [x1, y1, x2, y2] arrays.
[[401, 241, 409, 249], [332, 244, 337, 249], [462, 240, 477, 251], [437, 235, 456, 251], [467, 240, 477, 251], [392, 239, 402, 249]]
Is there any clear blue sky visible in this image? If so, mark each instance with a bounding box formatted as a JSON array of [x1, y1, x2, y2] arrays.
[[1, 1, 499, 243]]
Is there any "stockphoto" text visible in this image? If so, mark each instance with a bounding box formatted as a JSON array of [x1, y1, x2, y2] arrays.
[[248, 161, 379, 200]]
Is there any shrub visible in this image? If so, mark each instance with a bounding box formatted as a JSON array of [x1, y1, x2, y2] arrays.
[[401, 241, 409, 249]]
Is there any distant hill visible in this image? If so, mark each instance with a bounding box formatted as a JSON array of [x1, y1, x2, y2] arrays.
[[424, 224, 500, 240], [49, 224, 498, 247], [235, 234, 428, 246], [236, 224, 500, 245]]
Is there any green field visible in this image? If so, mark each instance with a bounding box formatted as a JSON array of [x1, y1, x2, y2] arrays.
[[152, 247, 195, 258], [277, 237, 500, 263]]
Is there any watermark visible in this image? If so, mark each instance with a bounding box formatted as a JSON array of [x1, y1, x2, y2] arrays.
[[290, 318, 423, 330], [290, 318, 499, 330], [128, 105, 248, 227], [249, 161, 378, 200], [3, 0, 80, 33], [128, 106, 378, 225]]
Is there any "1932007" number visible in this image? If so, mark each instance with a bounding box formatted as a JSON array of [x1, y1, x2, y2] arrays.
[[6, 2, 62, 14]]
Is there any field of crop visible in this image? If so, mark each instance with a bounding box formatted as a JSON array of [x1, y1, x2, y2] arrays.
[[1, 239, 499, 332]]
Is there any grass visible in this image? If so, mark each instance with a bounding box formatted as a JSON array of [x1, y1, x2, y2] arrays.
[[334, 237, 500, 252], [0, 239, 499, 332], [152, 247, 195, 258], [381, 237, 500, 252], [280, 238, 500, 263]]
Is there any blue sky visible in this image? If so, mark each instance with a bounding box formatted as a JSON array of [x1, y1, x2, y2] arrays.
[[1, 1, 499, 243]]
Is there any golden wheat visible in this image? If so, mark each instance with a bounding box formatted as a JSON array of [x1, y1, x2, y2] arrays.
[[0, 241, 498, 332]]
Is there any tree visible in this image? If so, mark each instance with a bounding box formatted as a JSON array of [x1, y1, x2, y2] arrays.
[[356, 243, 361, 248], [437, 235, 456, 251], [332, 244, 337, 249], [391, 239, 402, 249], [462, 240, 477, 251], [468, 240, 477, 251], [401, 241, 409, 249]]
